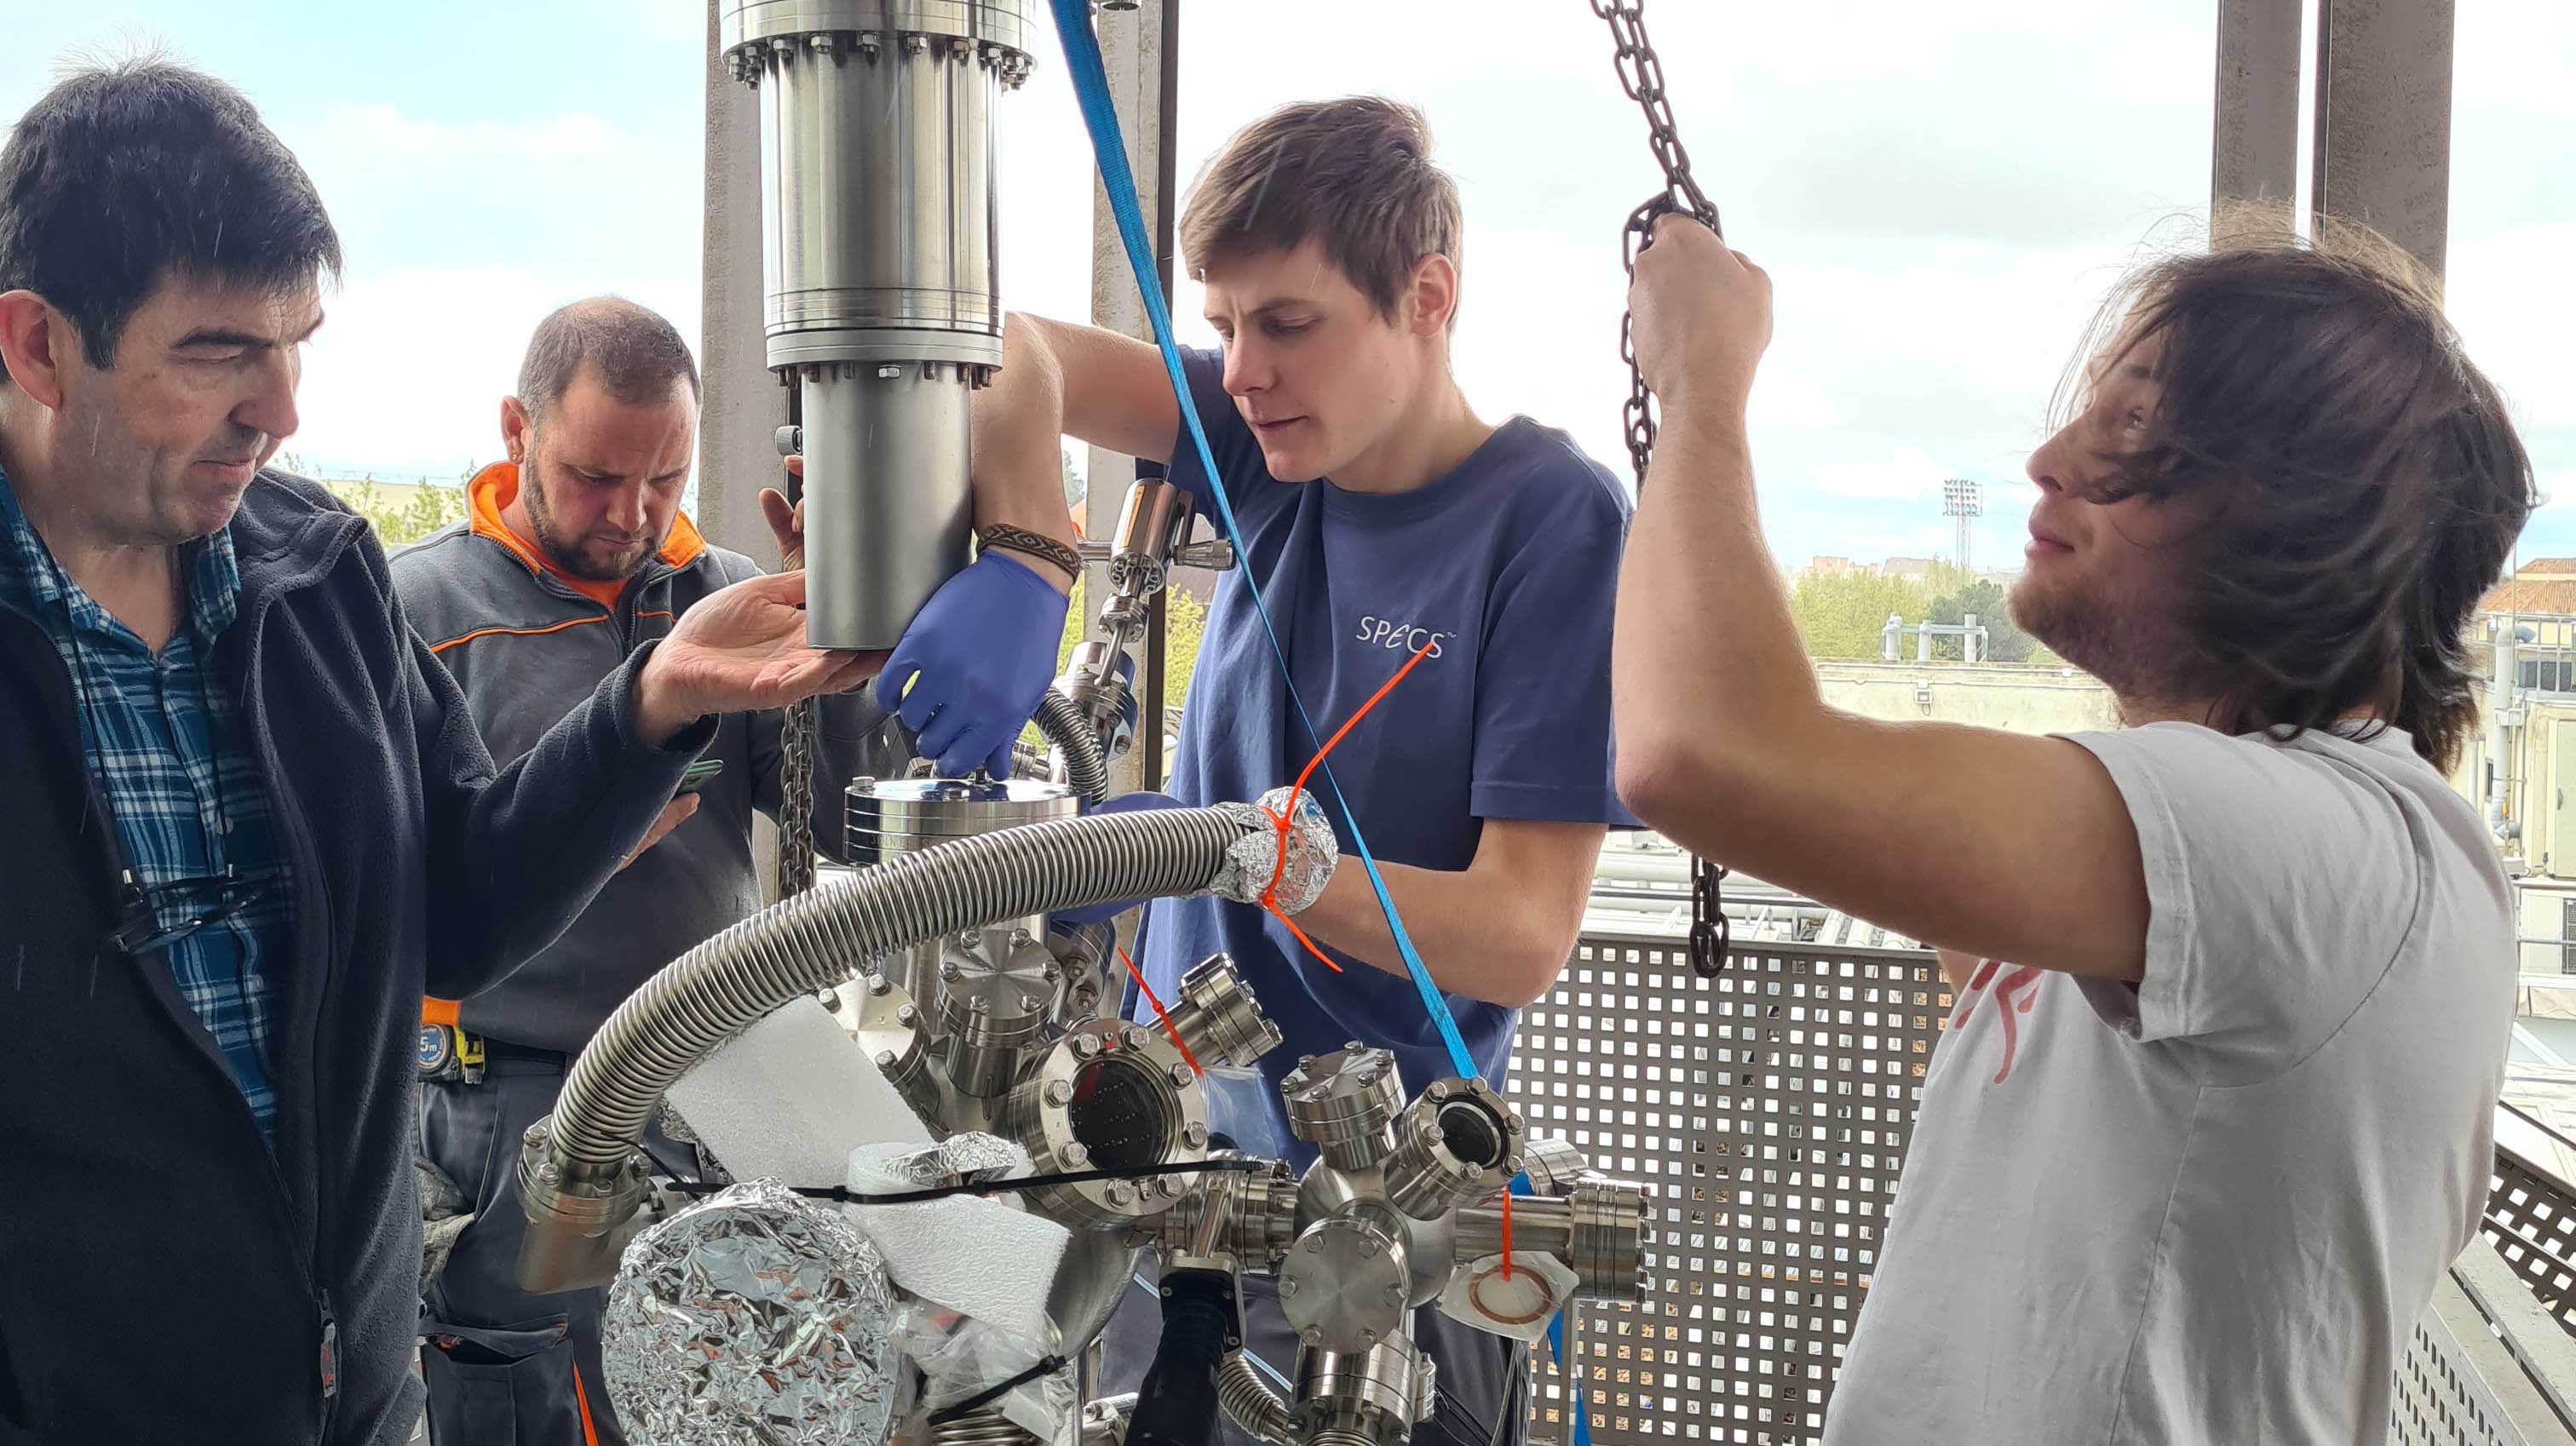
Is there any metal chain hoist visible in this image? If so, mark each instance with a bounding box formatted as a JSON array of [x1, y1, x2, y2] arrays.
[[1592, 0, 1732, 977]]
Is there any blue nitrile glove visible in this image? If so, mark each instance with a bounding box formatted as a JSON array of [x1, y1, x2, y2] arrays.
[[875, 550, 1071, 778], [1054, 791, 1186, 926]]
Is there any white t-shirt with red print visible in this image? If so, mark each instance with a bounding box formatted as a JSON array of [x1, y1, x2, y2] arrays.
[[1822, 722, 2513, 1446]]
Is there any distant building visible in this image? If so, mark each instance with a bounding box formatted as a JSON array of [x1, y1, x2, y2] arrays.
[[1805, 554, 1855, 578], [1880, 555, 1936, 581]]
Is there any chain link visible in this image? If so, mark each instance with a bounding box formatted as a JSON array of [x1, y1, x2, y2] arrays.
[[1593, 0, 1730, 976], [778, 697, 819, 897]]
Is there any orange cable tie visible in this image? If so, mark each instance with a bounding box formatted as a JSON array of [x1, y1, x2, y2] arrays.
[[1116, 944, 1202, 1075], [1261, 637, 1440, 909], [1502, 1187, 1516, 1281]]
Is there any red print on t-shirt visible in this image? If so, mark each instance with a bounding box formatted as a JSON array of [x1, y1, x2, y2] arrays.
[[1962, 959, 2046, 1083]]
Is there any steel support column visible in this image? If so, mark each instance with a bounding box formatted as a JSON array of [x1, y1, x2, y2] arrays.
[[698, 0, 785, 895], [2211, 0, 2303, 238], [1084, 0, 1176, 803], [2313, 0, 2456, 280]]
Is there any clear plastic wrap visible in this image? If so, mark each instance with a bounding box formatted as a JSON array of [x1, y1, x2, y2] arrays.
[[1437, 1250, 1579, 1344]]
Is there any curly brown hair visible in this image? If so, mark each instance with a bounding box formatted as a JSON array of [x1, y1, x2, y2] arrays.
[[2061, 221, 2536, 772]]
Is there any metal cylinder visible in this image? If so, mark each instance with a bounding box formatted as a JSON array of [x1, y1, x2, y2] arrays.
[[1281, 1046, 1405, 1173], [1164, 955, 1283, 1070], [1291, 1334, 1436, 1446], [850, 777, 1076, 1007], [1279, 1203, 1411, 1354], [1382, 1077, 1523, 1220], [723, 0, 1035, 650]]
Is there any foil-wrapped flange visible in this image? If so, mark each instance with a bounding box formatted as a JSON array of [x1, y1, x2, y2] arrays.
[[1212, 788, 1336, 915], [603, 1179, 903, 1446]]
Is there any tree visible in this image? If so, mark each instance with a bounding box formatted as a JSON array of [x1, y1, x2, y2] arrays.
[[1786, 570, 1929, 658], [327, 474, 469, 548], [1925, 578, 2037, 663]]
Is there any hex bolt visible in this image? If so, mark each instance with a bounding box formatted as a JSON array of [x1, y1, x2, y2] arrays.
[[877, 364, 903, 379], [1123, 1025, 1153, 1051], [1426, 1082, 1452, 1101], [1170, 1064, 1195, 1087], [1046, 1081, 1075, 1107], [1183, 1122, 1210, 1148], [1071, 1034, 1101, 1059], [940, 961, 963, 984], [868, 974, 893, 996], [896, 1004, 918, 1027], [817, 986, 841, 1010], [1062, 1141, 1090, 1168], [1010, 929, 1035, 950], [1300, 1327, 1322, 1346], [1279, 1277, 1301, 1300], [876, 1050, 898, 1070]]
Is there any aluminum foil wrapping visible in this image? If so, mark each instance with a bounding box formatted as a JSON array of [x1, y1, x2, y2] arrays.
[[603, 1179, 903, 1446], [849, 1133, 1030, 1192], [1212, 787, 1337, 915]]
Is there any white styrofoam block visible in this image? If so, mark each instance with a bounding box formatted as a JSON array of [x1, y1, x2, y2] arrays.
[[666, 996, 935, 1188], [842, 1139, 1070, 1345]]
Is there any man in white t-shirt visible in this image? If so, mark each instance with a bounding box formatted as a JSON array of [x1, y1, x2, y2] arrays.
[[1608, 215, 2539, 1443]]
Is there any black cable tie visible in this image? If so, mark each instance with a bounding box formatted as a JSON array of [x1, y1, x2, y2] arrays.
[[927, 1354, 1069, 1426], [664, 1156, 1268, 1206]]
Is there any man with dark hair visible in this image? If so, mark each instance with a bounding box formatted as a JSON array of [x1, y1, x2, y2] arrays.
[[392, 296, 909, 1446], [969, 96, 1634, 1446], [0, 63, 881, 1443], [1613, 216, 2537, 1441]]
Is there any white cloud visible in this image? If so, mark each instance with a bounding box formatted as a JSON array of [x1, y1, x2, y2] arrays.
[[1809, 448, 1953, 502]]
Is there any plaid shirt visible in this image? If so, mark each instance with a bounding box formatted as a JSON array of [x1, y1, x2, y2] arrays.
[[0, 468, 290, 1147]]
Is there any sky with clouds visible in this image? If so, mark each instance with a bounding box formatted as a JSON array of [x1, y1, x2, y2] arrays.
[[5, 0, 2571, 570]]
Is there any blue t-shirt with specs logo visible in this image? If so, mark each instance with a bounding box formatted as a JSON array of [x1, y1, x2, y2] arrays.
[[1136, 348, 1639, 1159]]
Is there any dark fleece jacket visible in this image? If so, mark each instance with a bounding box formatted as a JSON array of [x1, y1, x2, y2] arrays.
[[0, 470, 707, 1443]]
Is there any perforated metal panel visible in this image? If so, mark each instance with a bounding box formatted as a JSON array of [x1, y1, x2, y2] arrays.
[[1512, 931, 2576, 1445], [2395, 1295, 2527, 1446], [2488, 1145, 2576, 1338], [1505, 932, 1952, 1446]]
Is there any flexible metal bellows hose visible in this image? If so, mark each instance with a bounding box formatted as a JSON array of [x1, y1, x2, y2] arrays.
[[549, 805, 1261, 1173], [1029, 686, 1111, 803], [1216, 1353, 1297, 1446]]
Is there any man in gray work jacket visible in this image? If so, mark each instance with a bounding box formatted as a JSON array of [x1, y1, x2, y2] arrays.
[[391, 298, 910, 1445]]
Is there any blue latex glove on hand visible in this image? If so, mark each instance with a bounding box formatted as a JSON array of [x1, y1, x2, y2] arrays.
[[1054, 791, 1187, 926], [876, 550, 1072, 778]]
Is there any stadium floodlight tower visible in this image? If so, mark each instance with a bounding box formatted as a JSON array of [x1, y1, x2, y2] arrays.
[[720, 0, 1037, 650], [1941, 476, 1983, 576]]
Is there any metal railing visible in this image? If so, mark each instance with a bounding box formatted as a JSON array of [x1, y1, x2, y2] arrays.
[[1511, 928, 2576, 1445]]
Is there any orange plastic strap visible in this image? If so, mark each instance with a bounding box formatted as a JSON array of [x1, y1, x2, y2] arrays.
[[1115, 945, 1201, 1076], [1501, 1188, 1515, 1280], [1257, 637, 1440, 961]]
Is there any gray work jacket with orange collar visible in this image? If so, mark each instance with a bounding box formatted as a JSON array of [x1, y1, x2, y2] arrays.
[[389, 462, 908, 1054]]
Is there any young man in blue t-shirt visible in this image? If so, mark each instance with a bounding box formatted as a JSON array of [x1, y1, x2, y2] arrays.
[[967, 96, 1634, 1446]]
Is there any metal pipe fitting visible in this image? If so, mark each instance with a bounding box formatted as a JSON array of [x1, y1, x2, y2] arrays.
[[721, 0, 1036, 649], [1382, 1077, 1524, 1220], [1215, 1353, 1295, 1446], [1158, 1156, 1298, 1272], [1453, 1175, 1651, 1301], [1281, 1047, 1406, 1173], [1518, 1133, 1593, 1196], [519, 800, 1331, 1291], [1279, 1203, 1412, 1354], [999, 1019, 1208, 1228], [1164, 955, 1284, 1070], [1291, 1334, 1437, 1446], [1029, 687, 1112, 801]]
